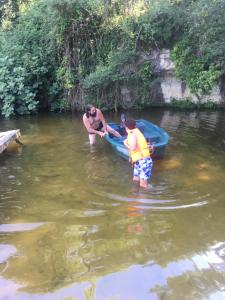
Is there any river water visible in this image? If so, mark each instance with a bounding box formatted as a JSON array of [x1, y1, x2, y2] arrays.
[[0, 109, 225, 300]]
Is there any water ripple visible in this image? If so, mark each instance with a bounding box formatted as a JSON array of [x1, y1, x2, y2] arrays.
[[0, 222, 45, 233], [97, 191, 175, 204], [133, 200, 208, 210], [95, 191, 208, 211], [0, 244, 17, 264]]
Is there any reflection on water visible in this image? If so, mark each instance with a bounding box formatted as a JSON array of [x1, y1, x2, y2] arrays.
[[0, 110, 225, 299]]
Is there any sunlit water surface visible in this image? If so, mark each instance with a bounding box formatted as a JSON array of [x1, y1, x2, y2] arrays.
[[0, 109, 225, 300]]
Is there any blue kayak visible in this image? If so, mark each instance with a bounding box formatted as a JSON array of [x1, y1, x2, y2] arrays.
[[104, 119, 169, 160]]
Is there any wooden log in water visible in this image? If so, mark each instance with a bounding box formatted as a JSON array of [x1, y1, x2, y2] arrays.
[[0, 130, 22, 154]]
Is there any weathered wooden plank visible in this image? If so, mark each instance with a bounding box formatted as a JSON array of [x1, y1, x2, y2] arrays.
[[0, 130, 21, 154]]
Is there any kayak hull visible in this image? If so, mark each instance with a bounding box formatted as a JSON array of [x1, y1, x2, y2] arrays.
[[104, 119, 169, 160]]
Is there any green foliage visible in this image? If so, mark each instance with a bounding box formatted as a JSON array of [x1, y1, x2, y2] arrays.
[[0, 56, 38, 117], [0, 0, 19, 30], [84, 49, 137, 91], [171, 0, 224, 97], [135, 0, 186, 49], [0, 0, 61, 117], [172, 43, 220, 96], [56, 58, 75, 91], [136, 62, 152, 103], [189, 0, 225, 71], [83, 49, 138, 109], [138, 63, 152, 84], [170, 98, 218, 110], [170, 98, 196, 109], [48, 98, 70, 112], [0, 0, 225, 116]]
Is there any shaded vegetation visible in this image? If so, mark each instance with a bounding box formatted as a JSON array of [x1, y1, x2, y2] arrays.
[[0, 0, 225, 116]]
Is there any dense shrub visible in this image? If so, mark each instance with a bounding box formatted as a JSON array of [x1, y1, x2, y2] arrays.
[[0, 0, 60, 116], [0, 0, 225, 116]]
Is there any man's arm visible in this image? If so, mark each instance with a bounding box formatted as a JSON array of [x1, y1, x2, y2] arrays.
[[83, 115, 105, 136]]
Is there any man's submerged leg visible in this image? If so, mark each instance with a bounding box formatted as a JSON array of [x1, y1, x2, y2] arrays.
[[89, 134, 96, 145]]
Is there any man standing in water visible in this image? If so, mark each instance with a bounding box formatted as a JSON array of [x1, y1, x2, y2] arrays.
[[123, 119, 153, 189], [83, 104, 121, 145]]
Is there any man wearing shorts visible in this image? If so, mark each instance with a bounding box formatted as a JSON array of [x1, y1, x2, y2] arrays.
[[83, 104, 121, 145], [123, 119, 153, 189]]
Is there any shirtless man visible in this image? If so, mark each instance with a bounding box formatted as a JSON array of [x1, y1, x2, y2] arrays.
[[83, 104, 121, 145]]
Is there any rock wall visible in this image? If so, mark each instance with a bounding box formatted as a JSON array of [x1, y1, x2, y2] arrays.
[[148, 49, 225, 104], [117, 49, 224, 107], [146, 49, 224, 104]]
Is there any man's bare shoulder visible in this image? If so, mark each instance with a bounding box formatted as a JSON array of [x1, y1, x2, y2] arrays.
[[96, 108, 102, 114], [96, 108, 104, 118], [83, 113, 88, 122]]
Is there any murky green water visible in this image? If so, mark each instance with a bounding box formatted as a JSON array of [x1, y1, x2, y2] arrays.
[[0, 109, 225, 300]]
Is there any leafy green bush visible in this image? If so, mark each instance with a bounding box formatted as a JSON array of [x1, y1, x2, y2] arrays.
[[1, 0, 225, 116], [84, 49, 137, 91], [171, 0, 224, 97], [0, 56, 38, 117], [0, 0, 60, 117], [172, 43, 220, 96]]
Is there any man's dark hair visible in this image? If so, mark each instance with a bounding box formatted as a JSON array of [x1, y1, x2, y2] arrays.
[[125, 119, 136, 130], [86, 104, 94, 118]]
